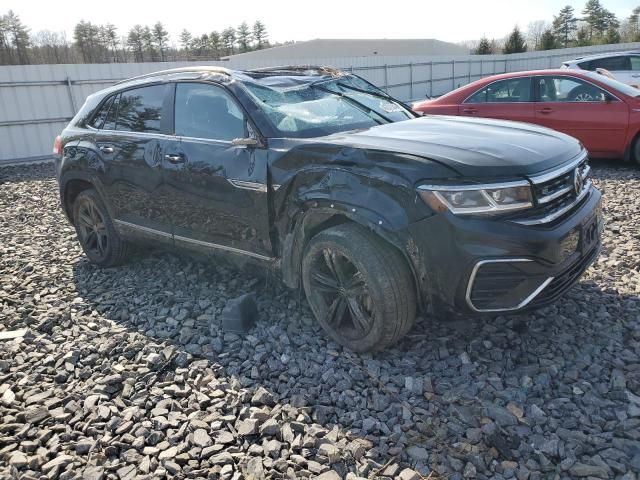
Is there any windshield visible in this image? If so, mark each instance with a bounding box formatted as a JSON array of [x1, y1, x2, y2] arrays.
[[585, 71, 640, 97], [243, 74, 415, 138]]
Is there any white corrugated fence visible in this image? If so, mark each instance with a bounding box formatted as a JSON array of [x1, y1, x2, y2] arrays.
[[1, 42, 639, 164]]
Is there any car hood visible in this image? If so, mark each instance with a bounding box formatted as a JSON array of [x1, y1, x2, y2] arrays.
[[318, 115, 583, 178]]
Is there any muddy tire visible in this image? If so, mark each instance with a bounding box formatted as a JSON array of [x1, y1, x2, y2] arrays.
[[73, 189, 131, 267], [301, 223, 416, 352]]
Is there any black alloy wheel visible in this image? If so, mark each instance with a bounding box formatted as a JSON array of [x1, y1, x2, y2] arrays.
[[72, 189, 131, 267], [309, 248, 375, 340], [76, 196, 109, 259], [302, 223, 416, 352]]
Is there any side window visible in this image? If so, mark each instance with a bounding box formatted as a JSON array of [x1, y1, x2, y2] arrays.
[[174, 83, 245, 141], [591, 56, 630, 71], [630, 56, 640, 71], [466, 78, 531, 103], [116, 85, 166, 132], [577, 60, 593, 71], [103, 94, 119, 130], [89, 96, 114, 129], [537, 76, 607, 103]]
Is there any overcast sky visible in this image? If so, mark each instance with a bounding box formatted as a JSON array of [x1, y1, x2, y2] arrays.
[[3, 0, 637, 45]]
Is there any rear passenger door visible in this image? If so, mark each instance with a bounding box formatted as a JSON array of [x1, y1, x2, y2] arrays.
[[90, 83, 174, 245], [460, 77, 536, 123], [160, 82, 273, 259]]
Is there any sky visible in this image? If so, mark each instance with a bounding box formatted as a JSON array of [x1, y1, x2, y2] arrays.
[[3, 0, 638, 46]]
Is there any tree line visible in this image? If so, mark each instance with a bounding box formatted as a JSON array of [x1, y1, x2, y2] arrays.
[[0, 12, 272, 65], [474, 1, 640, 54]]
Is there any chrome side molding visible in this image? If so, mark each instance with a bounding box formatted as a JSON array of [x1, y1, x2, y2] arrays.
[[113, 219, 275, 262]]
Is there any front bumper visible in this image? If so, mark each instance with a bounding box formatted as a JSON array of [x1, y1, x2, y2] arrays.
[[408, 186, 603, 315]]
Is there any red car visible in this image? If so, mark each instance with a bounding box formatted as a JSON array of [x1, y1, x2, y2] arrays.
[[413, 69, 640, 162]]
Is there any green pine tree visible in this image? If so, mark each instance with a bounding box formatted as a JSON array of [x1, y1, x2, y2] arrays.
[[475, 37, 493, 54], [539, 29, 558, 50], [503, 26, 527, 54], [552, 5, 578, 47]]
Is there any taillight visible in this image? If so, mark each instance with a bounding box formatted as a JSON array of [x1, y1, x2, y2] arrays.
[[53, 135, 62, 156]]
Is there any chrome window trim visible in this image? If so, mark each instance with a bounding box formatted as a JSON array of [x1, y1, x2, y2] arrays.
[[513, 180, 592, 226], [463, 74, 623, 105], [114, 219, 275, 262], [528, 151, 588, 185], [465, 258, 554, 313], [462, 75, 534, 104], [87, 125, 174, 140], [535, 74, 623, 103]]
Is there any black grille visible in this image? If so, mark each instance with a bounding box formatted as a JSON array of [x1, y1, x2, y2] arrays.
[[530, 244, 600, 308], [506, 159, 591, 226], [469, 262, 544, 311]]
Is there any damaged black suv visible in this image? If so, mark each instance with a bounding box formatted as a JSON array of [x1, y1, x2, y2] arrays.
[[54, 66, 602, 352]]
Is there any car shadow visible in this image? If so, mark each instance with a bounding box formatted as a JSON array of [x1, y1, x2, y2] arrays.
[[70, 246, 639, 474]]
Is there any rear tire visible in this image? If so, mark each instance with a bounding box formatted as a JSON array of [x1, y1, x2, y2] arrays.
[[73, 189, 131, 267], [301, 223, 417, 352]]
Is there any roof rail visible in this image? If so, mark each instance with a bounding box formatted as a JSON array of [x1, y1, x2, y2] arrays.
[[115, 66, 232, 85], [249, 65, 346, 77]]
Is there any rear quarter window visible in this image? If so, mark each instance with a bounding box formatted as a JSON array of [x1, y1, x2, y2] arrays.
[[89, 96, 114, 129]]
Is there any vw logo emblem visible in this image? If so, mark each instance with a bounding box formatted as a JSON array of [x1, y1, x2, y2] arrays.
[[574, 168, 583, 196]]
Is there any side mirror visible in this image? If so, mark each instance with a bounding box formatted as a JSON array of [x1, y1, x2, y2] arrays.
[[231, 137, 259, 147]]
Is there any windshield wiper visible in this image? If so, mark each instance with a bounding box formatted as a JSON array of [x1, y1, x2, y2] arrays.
[[310, 83, 393, 124]]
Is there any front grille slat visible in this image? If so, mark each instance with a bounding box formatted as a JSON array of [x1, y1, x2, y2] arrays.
[[509, 156, 591, 226]]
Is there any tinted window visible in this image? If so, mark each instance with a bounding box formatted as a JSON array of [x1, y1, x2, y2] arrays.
[[116, 85, 166, 132], [630, 56, 640, 71], [103, 94, 119, 130], [590, 56, 630, 71], [174, 83, 245, 141], [466, 78, 531, 103], [537, 76, 607, 102], [89, 96, 114, 129]]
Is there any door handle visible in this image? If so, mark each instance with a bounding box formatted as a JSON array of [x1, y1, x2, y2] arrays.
[[462, 108, 478, 114], [632, 74, 640, 78], [99, 145, 114, 154], [537, 108, 554, 114], [164, 153, 186, 164]]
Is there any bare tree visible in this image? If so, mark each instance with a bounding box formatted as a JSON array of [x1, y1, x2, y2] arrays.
[[527, 20, 549, 50]]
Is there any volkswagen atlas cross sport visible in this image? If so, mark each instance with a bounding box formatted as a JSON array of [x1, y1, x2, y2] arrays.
[[54, 66, 603, 352]]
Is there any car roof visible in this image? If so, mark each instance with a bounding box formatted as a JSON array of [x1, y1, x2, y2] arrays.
[[567, 50, 640, 63], [467, 68, 594, 83], [114, 65, 345, 86], [96, 65, 346, 98]]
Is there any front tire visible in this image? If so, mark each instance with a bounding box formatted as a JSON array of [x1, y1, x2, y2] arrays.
[[73, 189, 131, 267], [301, 223, 416, 352]]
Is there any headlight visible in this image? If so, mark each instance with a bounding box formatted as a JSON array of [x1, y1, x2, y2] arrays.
[[417, 181, 533, 215]]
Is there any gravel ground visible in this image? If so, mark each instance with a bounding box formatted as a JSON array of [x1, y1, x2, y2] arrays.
[[0, 161, 639, 480]]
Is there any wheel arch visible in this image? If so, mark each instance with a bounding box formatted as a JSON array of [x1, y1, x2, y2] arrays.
[[624, 129, 640, 162], [280, 204, 428, 311], [59, 171, 109, 225]]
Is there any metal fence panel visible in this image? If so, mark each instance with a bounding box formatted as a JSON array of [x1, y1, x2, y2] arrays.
[[2, 42, 640, 164]]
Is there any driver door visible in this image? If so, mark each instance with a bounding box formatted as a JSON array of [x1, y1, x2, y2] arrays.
[[533, 75, 628, 157]]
